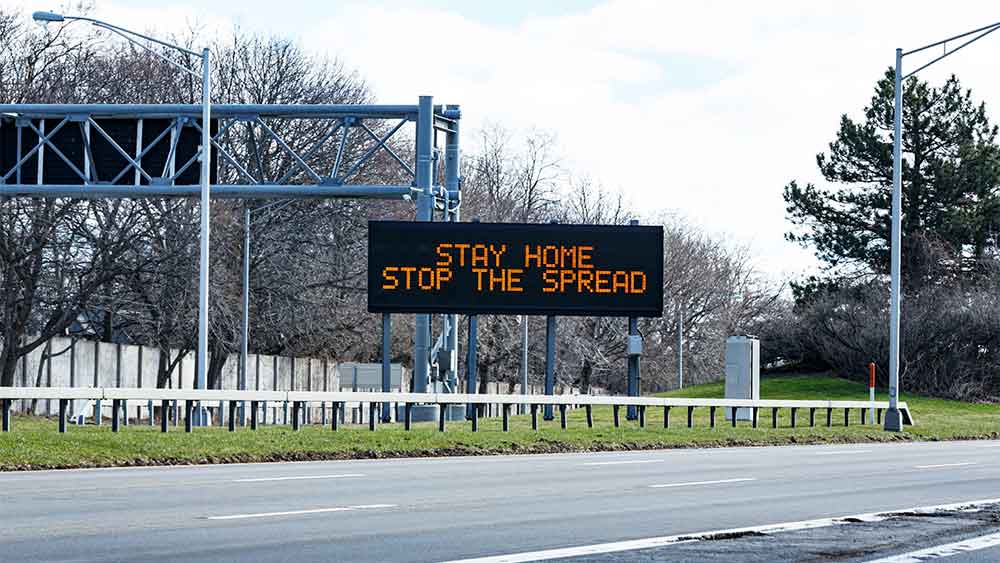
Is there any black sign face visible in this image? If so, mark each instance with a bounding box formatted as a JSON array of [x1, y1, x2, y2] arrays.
[[368, 221, 664, 317], [0, 117, 217, 185]]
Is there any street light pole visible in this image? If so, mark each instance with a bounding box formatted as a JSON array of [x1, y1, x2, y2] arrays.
[[32, 9, 214, 426], [885, 21, 1000, 432], [195, 47, 212, 425], [886, 48, 904, 432], [238, 205, 250, 423]]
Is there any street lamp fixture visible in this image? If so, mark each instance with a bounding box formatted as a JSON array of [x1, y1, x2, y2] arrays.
[[31, 11, 64, 22], [33, 9, 214, 426]]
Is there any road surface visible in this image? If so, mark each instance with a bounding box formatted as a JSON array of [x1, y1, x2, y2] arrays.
[[1, 440, 999, 561]]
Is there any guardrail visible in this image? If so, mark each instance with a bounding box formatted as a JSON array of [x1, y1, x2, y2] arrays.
[[0, 387, 913, 434]]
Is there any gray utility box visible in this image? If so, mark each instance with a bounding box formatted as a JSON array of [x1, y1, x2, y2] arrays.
[[725, 335, 760, 421]]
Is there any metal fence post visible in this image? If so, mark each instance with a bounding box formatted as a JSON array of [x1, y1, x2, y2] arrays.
[[1, 399, 9, 432], [111, 400, 121, 433], [160, 400, 169, 433], [59, 399, 68, 433], [94, 340, 101, 426]]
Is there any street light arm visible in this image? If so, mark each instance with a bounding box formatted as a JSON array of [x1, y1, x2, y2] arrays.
[[59, 15, 203, 58], [903, 21, 1000, 56], [903, 23, 1000, 79], [92, 22, 202, 79]]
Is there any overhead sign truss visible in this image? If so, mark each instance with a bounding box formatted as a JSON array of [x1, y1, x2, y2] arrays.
[[0, 103, 459, 200]]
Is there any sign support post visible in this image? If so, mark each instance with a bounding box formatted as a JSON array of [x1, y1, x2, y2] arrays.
[[544, 315, 556, 421], [412, 95, 434, 395], [467, 315, 478, 420], [627, 219, 641, 420], [627, 316, 639, 420], [381, 313, 392, 423]]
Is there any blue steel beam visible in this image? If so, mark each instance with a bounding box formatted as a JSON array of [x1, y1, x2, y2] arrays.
[[0, 184, 413, 199]]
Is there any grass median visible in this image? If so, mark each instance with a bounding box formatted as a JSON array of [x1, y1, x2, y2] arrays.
[[1, 374, 997, 470]]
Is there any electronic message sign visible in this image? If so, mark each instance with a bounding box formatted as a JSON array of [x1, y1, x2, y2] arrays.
[[368, 221, 663, 317]]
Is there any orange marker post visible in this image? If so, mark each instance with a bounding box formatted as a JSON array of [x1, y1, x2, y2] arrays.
[[868, 362, 876, 424]]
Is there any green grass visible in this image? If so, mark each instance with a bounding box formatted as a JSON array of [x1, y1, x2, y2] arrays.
[[1, 374, 997, 470]]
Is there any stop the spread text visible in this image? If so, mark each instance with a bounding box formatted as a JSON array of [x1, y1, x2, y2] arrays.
[[380, 243, 648, 295]]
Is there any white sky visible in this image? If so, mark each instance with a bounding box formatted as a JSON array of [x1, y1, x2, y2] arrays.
[[7, 0, 1000, 281]]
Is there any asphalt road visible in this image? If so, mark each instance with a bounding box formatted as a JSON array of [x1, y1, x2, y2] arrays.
[[1, 440, 999, 562]]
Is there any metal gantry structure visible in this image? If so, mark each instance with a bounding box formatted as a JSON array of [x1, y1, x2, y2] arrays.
[[0, 97, 463, 405]]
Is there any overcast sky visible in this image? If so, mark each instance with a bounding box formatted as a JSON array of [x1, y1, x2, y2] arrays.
[[7, 1, 1000, 281]]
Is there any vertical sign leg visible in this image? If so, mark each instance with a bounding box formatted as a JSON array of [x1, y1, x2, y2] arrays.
[[625, 317, 639, 420], [467, 315, 478, 420], [544, 315, 556, 421], [381, 313, 392, 423]]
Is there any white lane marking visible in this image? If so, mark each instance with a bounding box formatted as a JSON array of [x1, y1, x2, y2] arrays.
[[914, 462, 977, 469], [649, 478, 755, 489], [206, 503, 394, 521], [584, 460, 664, 466], [231, 473, 364, 483], [440, 497, 1000, 563], [864, 531, 1000, 562], [816, 450, 873, 456]]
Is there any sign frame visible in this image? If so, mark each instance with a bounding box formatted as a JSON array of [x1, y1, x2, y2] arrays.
[[367, 220, 664, 317]]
